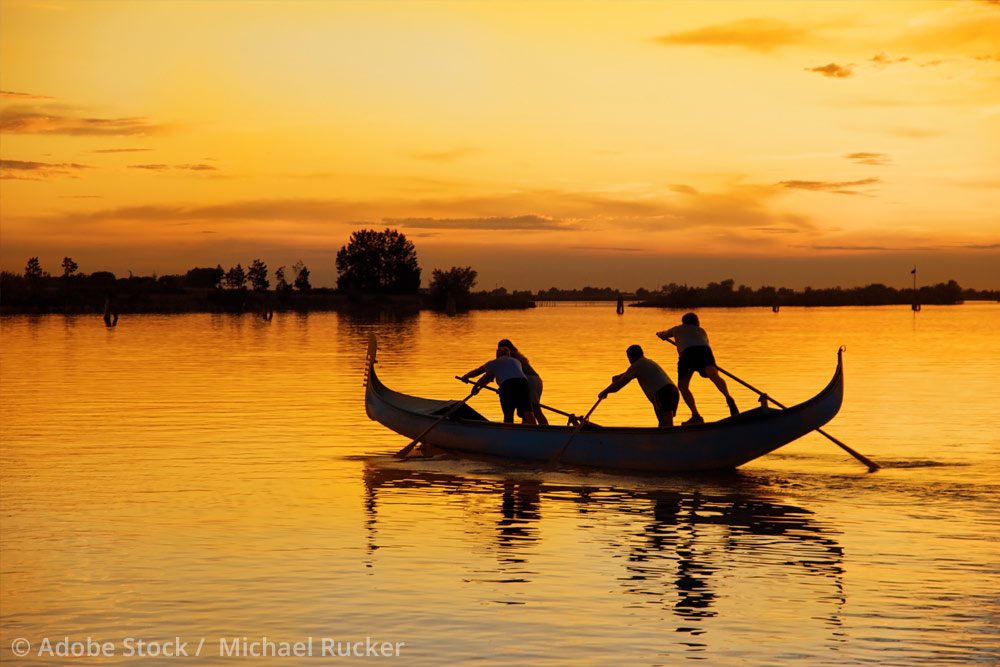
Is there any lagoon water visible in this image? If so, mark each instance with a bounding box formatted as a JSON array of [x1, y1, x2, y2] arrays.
[[2, 303, 998, 665]]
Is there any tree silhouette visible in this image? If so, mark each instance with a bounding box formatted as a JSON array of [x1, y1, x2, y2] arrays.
[[185, 266, 224, 289], [335, 228, 421, 293], [430, 266, 477, 311], [61, 257, 79, 279], [274, 266, 291, 292], [24, 257, 43, 282], [223, 264, 247, 290], [292, 261, 311, 291], [247, 259, 269, 291]]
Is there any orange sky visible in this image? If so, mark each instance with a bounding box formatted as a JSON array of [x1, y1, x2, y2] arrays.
[[1, 0, 998, 290]]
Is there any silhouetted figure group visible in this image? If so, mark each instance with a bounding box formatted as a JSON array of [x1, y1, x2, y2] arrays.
[[460, 313, 738, 428]]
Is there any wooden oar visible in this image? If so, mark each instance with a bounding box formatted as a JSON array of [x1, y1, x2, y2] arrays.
[[454, 376, 595, 425], [545, 397, 603, 470], [394, 391, 476, 459], [661, 338, 879, 472]]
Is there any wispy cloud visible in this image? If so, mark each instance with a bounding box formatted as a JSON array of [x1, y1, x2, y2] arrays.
[[384, 215, 570, 231], [0, 105, 168, 136], [568, 245, 644, 252], [0, 159, 95, 180], [0, 90, 55, 100], [778, 178, 881, 196], [10, 187, 813, 239], [871, 52, 909, 67], [844, 152, 892, 166], [652, 18, 814, 53], [805, 244, 894, 251], [384, 215, 568, 231], [94, 148, 153, 154], [806, 62, 853, 78], [128, 163, 218, 172]]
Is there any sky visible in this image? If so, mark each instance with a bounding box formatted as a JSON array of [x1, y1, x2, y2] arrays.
[[1, 0, 998, 291]]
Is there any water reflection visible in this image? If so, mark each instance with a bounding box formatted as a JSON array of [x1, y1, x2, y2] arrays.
[[362, 461, 845, 641]]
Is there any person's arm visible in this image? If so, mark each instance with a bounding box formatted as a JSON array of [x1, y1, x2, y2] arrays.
[[599, 367, 634, 399], [655, 326, 677, 342], [471, 373, 495, 395], [460, 363, 489, 383]]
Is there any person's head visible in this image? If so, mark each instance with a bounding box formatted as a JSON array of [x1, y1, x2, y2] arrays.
[[496, 345, 511, 358], [682, 312, 699, 326], [626, 344, 644, 363], [497, 338, 518, 353]]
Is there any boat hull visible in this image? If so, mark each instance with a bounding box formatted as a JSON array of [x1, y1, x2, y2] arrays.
[[365, 348, 844, 472]]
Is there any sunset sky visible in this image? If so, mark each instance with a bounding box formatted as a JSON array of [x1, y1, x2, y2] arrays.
[[1, 0, 998, 290]]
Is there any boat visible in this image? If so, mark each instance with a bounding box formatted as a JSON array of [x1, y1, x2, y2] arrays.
[[364, 336, 845, 472]]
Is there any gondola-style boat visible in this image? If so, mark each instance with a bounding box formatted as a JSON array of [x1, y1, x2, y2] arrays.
[[365, 337, 845, 472]]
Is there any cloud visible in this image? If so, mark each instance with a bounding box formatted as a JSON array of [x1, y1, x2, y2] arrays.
[[409, 147, 482, 163], [803, 244, 894, 251], [963, 242, 1000, 249], [844, 152, 892, 166], [871, 52, 909, 67], [568, 246, 645, 252], [127, 163, 219, 172], [670, 184, 699, 195], [0, 105, 168, 136], [0, 90, 55, 100], [6, 187, 815, 254], [778, 178, 881, 196], [806, 62, 853, 78], [384, 215, 570, 231], [0, 159, 95, 180], [652, 18, 813, 52], [94, 148, 153, 154]]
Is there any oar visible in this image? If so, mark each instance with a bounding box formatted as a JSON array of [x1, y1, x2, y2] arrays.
[[660, 338, 879, 472], [394, 390, 476, 459], [454, 376, 595, 425], [545, 397, 603, 470]]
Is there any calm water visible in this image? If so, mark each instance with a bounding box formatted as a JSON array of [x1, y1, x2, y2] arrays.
[[2, 304, 998, 665]]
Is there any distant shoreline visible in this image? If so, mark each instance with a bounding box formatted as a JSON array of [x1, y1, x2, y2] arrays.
[[2, 273, 996, 316]]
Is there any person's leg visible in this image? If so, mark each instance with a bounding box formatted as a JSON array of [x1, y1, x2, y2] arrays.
[[498, 381, 516, 423], [705, 366, 738, 415], [532, 402, 548, 425], [678, 373, 700, 421], [529, 376, 548, 425]]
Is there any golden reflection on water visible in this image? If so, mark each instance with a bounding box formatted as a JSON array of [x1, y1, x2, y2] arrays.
[[2, 305, 999, 665]]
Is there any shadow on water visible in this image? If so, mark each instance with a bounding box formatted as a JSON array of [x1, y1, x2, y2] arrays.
[[361, 459, 846, 645]]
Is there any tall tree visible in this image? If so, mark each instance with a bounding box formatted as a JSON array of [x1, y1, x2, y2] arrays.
[[223, 264, 247, 290], [274, 266, 291, 292], [247, 259, 269, 291], [335, 228, 420, 293], [429, 266, 477, 311], [61, 257, 79, 279], [292, 261, 311, 291], [24, 257, 43, 282]]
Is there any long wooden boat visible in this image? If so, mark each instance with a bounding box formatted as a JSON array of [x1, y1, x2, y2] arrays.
[[365, 337, 845, 472]]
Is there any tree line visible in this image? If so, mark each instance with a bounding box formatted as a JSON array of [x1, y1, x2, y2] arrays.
[[2, 228, 996, 315]]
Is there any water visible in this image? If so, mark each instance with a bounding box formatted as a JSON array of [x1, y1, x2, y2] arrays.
[[2, 304, 998, 665]]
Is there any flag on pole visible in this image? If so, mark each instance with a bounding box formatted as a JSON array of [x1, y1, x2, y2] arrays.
[[911, 267, 916, 274]]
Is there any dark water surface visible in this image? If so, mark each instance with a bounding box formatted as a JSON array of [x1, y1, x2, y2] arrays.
[[2, 304, 998, 664]]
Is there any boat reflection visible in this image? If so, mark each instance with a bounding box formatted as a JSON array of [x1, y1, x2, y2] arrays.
[[362, 461, 846, 643]]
